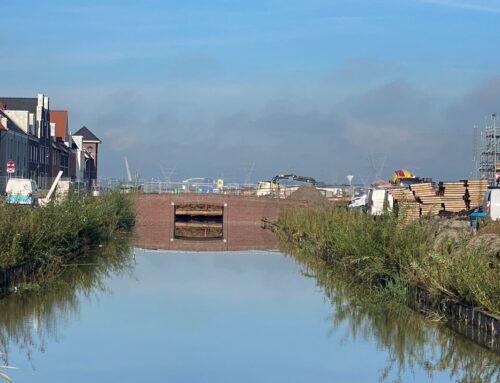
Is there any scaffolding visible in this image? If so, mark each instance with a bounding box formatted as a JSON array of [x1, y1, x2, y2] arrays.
[[479, 115, 500, 185]]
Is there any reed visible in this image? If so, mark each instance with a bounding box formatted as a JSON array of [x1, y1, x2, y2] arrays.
[[0, 192, 135, 273], [277, 206, 500, 316]]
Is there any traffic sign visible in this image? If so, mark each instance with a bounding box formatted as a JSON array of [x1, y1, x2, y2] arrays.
[[6, 160, 15, 174]]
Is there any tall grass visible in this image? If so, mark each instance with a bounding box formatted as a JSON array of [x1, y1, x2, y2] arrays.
[[277, 206, 500, 316], [0, 192, 135, 272], [280, 236, 500, 382]]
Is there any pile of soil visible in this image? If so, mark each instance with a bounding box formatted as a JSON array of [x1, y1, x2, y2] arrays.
[[478, 220, 500, 236], [471, 221, 500, 259], [469, 233, 500, 259], [288, 186, 329, 206], [426, 217, 472, 251], [425, 216, 500, 259]]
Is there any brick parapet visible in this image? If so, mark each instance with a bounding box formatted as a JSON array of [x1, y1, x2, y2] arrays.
[[133, 194, 305, 251]]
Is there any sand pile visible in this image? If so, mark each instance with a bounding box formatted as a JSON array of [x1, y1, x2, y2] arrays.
[[288, 186, 329, 206]]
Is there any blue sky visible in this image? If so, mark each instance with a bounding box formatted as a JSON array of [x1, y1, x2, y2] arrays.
[[2, 0, 500, 183]]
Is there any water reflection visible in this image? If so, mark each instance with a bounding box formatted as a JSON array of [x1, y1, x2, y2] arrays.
[[281, 247, 500, 383], [0, 244, 498, 382], [0, 237, 134, 367], [134, 224, 278, 252]]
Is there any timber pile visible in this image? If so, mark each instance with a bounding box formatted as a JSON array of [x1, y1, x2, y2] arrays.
[[387, 187, 420, 221], [382, 179, 489, 220], [465, 179, 489, 208], [439, 181, 467, 213], [410, 183, 442, 215]]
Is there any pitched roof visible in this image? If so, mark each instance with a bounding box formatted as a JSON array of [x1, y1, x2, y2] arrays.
[[50, 110, 68, 140], [73, 126, 101, 143], [0, 97, 38, 113], [0, 111, 28, 136]]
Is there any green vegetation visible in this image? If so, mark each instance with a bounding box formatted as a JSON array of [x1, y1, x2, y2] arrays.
[[0, 192, 135, 274], [280, 239, 500, 382], [0, 237, 134, 382], [276, 206, 500, 316]]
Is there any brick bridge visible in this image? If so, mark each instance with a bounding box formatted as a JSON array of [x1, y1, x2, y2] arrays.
[[133, 194, 306, 251]]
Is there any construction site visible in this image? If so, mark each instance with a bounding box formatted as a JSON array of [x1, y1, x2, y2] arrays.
[[477, 114, 500, 185]]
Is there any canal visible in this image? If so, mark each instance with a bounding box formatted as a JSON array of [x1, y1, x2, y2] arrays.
[[0, 243, 499, 382]]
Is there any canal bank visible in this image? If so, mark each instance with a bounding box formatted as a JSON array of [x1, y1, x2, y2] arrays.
[[275, 206, 500, 352], [0, 192, 135, 294]]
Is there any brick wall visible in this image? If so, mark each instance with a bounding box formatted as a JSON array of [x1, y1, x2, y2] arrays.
[[133, 194, 306, 251]]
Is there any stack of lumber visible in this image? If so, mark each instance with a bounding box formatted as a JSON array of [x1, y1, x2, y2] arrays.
[[410, 183, 442, 215], [387, 187, 421, 221], [439, 181, 467, 213], [382, 179, 489, 220], [465, 179, 489, 208]]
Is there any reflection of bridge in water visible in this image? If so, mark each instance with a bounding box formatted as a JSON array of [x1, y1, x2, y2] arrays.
[[133, 194, 306, 251]]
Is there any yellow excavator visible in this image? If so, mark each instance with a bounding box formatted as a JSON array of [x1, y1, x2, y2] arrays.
[[391, 169, 430, 187], [256, 174, 318, 197]]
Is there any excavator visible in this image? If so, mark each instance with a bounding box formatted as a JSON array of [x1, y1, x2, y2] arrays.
[[256, 174, 319, 197], [390, 169, 431, 187]]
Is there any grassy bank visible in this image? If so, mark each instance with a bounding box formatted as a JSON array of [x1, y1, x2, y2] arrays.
[[0, 192, 135, 274], [276, 206, 500, 316], [279, 235, 500, 382]]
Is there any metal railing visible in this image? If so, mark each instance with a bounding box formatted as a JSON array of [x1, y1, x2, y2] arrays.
[[141, 181, 257, 196], [0, 176, 349, 199]]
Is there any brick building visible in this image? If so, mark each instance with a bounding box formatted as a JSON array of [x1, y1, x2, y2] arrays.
[[73, 126, 101, 185]]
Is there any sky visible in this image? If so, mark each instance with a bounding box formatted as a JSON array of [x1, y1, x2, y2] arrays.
[[2, 0, 500, 183]]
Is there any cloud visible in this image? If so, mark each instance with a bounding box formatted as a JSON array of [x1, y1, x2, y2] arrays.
[[39, 65, 500, 183], [340, 80, 434, 124], [446, 74, 500, 132]]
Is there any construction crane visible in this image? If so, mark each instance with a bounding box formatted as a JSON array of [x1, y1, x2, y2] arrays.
[[124, 156, 133, 183]]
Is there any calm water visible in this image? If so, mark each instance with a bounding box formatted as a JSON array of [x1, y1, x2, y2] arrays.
[[1, 246, 499, 383]]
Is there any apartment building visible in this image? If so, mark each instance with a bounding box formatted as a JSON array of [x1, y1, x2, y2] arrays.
[[0, 94, 102, 190]]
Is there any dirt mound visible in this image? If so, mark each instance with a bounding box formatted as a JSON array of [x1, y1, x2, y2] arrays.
[[469, 233, 500, 259], [425, 217, 500, 258], [479, 220, 500, 236], [470, 221, 500, 259], [372, 179, 392, 187], [425, 217, 472, 251], [288, 186, 329, 206]]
